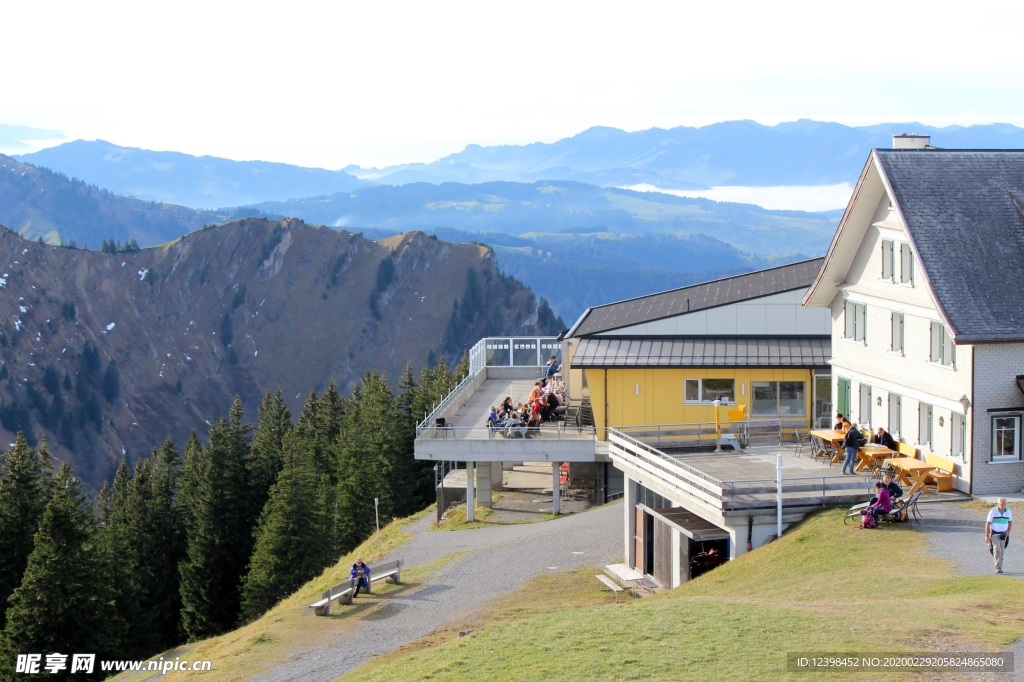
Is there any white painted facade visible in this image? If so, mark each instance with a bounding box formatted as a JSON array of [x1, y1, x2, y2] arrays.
[[595, 290, 830, 337], [805, 157, 1024, 495]]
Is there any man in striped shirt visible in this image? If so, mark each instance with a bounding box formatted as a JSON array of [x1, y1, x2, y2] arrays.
[[985, 498, 1013, 574]]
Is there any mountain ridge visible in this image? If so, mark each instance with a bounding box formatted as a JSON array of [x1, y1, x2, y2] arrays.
[[0, 218, 551, 489]]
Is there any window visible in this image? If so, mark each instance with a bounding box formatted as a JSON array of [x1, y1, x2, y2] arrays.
[[929, 322, 955, 367], [951, 413, 966, 459], [891, 312, 904, 354], [751, 381, 806, 416], [900, 243, 914, 284], [684, 378, 735, 403], [991, 415, 1021, 461], [888, 394, 902, 439], [859, 384, 872, 428], [844, 301, 866, 342], [881, 240, 894, 280], [919, 402, 933, 449], [837, 377, 851, 417]]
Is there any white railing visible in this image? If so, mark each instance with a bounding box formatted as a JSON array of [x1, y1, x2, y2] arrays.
[[608, 428, 868, 513], [469, 336, 561, 375]]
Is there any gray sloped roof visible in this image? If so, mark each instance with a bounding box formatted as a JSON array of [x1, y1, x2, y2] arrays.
[[567, 258, 824, 337], [876, 150, 1024, 342], [571, 336, 830, 368]]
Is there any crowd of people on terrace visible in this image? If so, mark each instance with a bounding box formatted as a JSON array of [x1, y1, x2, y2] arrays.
[[486, 357, 567, 431]]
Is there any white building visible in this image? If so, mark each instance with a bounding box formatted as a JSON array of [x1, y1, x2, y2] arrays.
[[803, 137, 1024, 495]]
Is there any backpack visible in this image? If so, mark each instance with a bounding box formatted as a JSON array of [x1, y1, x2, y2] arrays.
[[860, 510, 878, 529]]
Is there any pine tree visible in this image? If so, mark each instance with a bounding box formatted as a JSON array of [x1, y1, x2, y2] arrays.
[[178, 408, 252, 640], [239, 431, 328, 623], [248, 390, 292, 521], [98, 459, 149, 657], [0, 434, 52, 630], [0, 464, 124, 674], [143, 438, 186, 649]]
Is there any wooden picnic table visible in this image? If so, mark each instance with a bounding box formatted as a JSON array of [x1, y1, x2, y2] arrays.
[[856, 444, 898, 472], [810, 429, 846, 462], [885, 457, 936, 495]]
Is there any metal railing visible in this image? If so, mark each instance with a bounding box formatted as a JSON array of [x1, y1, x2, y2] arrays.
[[613, 418, 810, 449], [608, 428, 869, 513], [469, 336, 562, 375], [418, 424, 597, 441]]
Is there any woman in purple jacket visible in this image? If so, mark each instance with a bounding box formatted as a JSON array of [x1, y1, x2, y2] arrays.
[[869, 482, 892, 526]]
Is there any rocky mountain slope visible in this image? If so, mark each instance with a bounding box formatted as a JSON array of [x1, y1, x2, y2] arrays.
[[0, 218, 549, 488]]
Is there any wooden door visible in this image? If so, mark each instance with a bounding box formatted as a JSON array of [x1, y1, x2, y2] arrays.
[[653, 518, 672, 587]]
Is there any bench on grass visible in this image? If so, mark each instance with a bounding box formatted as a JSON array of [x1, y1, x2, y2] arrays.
[[595, 574, 625, 602], [924, 452, 955, 492], [309, 559, 402, 616]]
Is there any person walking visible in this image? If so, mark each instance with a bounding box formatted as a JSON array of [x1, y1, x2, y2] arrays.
[[841, 422, 862, 475], [985, 499, 1013, 574]]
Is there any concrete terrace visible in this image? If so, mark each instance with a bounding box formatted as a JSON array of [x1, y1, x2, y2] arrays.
[[415, 369, 598, 464]]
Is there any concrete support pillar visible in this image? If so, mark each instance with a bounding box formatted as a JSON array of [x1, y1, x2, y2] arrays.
[[624, 477, 636, 566], [466, 461, 475, 522], [477, 461, 493, 508], [552, 462, 561, 515]]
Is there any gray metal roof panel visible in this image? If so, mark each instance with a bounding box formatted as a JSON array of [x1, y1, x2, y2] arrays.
[[568, 258, 825, 337], [875, 150, 1024, 342], [572, 336, 830, 368]]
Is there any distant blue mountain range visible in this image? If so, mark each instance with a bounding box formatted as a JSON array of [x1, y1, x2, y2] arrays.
[[19, 140, 363, 209], [17, 120, 1024, 210]]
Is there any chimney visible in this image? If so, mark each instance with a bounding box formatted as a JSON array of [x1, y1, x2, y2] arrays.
[[892, 134, 931, 150]]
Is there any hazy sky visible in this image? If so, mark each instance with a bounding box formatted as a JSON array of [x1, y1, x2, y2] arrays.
[[4, 0, 1023, 169]]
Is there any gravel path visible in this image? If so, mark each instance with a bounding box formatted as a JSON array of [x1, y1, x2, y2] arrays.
[[253, 502, 622, 682], [916, 500, 1024, 681]]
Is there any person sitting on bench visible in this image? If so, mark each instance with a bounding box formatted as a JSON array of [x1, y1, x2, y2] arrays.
[[351, 558, 371, 596], [870, 473, 902, 505], [865, 482, 892, 526], [871, 426, 897, 450]]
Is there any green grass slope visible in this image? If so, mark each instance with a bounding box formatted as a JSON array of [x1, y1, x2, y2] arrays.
[[347, 508, 1024, 681]]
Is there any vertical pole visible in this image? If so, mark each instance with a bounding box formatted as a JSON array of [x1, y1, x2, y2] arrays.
[[374, 497, 381, 553], [713, 399, 723, 452], [552, 462, 561, 515], [466, 461, 475, 522], [776, 453, 783, 538]]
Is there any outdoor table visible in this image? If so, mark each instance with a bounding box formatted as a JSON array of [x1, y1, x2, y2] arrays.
[[856, 444, 897, 472], [884, 457, 936, 494], [810, 429, 846, 463]]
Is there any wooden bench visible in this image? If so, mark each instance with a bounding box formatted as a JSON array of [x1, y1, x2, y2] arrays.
[[924, 452, 955, 492], [896, 441, 917, 458], [595, 574, 625, 602], [309, 559, 402, 616]]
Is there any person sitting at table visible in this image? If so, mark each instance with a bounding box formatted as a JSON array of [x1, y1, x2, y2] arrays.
[[864, 482, 892, 526], [870, 473, 902, 505], [841, 418, 852, 433], [871, 426, 897, 450], [486, 406, 501, 429], [834, 412, 845, 430], [841, 422, 862, 474]]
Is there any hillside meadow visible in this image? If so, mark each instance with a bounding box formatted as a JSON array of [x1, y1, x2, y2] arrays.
[[117, 504, 1024, 681]]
